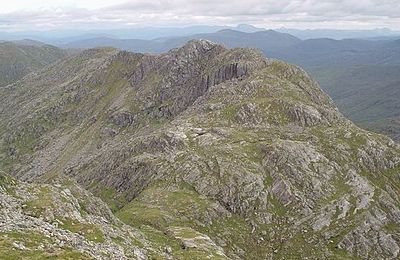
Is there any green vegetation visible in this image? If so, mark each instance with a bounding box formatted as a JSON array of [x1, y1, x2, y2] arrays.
[[0, 231, 90, 259], [92, 185, 127, 212], [59, 218, 105, 243], [116, 182, 213, 227], [24, 186, 55, 217]]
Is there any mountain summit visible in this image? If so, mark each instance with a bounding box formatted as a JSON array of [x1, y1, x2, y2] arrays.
[[1, 40, 400, 259]]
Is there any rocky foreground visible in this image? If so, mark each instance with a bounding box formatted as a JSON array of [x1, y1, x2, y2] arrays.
[[0, 40, 400, 259]]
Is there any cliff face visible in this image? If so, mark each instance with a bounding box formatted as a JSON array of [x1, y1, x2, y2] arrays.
[[1, 40, 400, 259]]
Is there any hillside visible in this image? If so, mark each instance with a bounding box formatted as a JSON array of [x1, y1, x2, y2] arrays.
[[1, 40, 400, 259], [0, 41, 66, 87]]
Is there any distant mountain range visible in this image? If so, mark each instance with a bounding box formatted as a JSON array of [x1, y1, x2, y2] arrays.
[[277, 28, 400, 40], [0, 24, 266, 43], [61, 29, 301, 54], [2, 25, 399, 44]]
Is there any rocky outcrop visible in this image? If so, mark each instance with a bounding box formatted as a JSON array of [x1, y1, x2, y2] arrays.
[[109, 111, 136, 127], [0, 174, 148, 259]]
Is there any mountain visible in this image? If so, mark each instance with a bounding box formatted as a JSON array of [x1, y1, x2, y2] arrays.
[[186, 29, 301, 55], [1, 40, 400, 259], [60, 31, 400, 142], [0, 41, 67, 87], [7, 29, 399, 141]]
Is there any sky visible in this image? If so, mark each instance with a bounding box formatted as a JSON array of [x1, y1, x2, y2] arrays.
[[1, 0, 400, 31]]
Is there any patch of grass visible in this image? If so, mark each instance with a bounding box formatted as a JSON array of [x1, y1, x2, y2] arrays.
[[218, 104, 237, 122], [268, 193, 287, 217], [59, 218, 105, 243], [24, 186, 54, 217], [116, 182, 213, 228], [0, 173, 17, 196], [385, 221, 399, 233], [117, 202, 169, 228], [318, 176, 352, 206], [93, 185, 127, 212], [264, 174, 274, 188], [0, 231, 91, 259]]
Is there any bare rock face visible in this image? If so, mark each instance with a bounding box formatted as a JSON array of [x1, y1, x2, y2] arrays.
[[288, 104, 325, 126], [109, 111, 136, 127], [0, 40, 400, 259]]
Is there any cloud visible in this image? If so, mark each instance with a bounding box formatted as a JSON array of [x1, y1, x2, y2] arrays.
[[105, 0, 400, 18], [1, 0, 400, 31]]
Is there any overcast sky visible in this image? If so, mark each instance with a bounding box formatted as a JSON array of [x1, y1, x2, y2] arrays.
[[1, 0, 400, 31]]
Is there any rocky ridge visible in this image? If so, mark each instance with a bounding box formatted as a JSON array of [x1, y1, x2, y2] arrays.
[[0, 40, 399, 259]]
